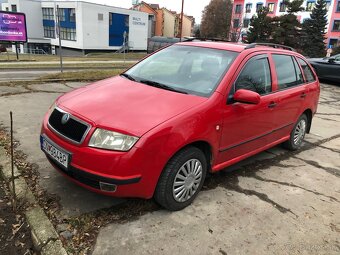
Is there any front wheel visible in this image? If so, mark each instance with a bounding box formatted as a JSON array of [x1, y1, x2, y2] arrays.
[[154, 146, 207, 211], [283, 114, 308, 151]]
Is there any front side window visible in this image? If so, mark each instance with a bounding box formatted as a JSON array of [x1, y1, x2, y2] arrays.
[[235, 55, 272, 95], [245, 4, 252, 13], [125, 45, 238, 97], [337, 0, 340, 12], [333, 20, 340, 31], [306, 1, 315, 11], [297, 58, 316, 82], [268, 3, 275, 13], [272, 54, 303, 89]]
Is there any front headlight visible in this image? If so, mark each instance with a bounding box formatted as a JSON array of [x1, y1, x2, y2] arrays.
[[88, 128, 139, 151]]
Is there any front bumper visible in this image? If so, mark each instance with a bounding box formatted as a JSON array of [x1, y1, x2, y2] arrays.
[[40, 113, 158, 199]]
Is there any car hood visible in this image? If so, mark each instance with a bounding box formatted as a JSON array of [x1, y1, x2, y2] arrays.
[[57, 76, 207, 137]]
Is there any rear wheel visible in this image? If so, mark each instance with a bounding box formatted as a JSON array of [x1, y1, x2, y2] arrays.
[[154, 146, 207, 211], [283, 114, 308, 151]]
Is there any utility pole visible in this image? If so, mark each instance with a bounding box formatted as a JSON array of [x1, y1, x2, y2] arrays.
[[179, 0, 184, 42], [56, 5, 63, 73]]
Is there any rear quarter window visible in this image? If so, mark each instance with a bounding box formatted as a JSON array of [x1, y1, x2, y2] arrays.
[[297, 58, 316, 83]]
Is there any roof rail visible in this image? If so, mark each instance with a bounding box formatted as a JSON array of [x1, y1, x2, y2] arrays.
[[244, 43, 296, 52], [183, 37, 231, 43]]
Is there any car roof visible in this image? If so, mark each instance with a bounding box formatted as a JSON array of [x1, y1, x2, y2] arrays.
[[177, 41, 297, 54]]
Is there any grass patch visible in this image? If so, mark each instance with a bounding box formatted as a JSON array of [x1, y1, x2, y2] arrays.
[[38, 69, 124, 82], [0, 62, 135, 70], [0, 52, 146, 62]]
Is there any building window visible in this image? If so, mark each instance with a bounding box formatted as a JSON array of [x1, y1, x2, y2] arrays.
[[235, 4, 242, 14], [306, 1, 315, 11], [233, 19, 240, 28], [69, 8, 76, 22], [243, 18, 250, 27], [5, 7, 9, 11], [268, 3, 275, 13], [256, 3, 263, 12], [44, 26, 55, 38], [333, 20, 340, 31], [337, 1, 340, 12], [329, 38, 338, 48], [245, 3, 252, 13], [279, 2, 286, 12], [60, 27, 76, 41], [11, 5, 17, 12], [57, 8, 66, 22], [42, 8, 54, 20]]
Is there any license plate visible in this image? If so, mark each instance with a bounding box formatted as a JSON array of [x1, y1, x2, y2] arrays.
[[41, 136, 70, 169]]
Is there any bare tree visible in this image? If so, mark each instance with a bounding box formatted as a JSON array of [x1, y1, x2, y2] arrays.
[[200, 0, 233, 39]]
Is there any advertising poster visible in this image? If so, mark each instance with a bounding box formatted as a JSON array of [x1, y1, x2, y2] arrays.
[[0, 11, 27, 42]]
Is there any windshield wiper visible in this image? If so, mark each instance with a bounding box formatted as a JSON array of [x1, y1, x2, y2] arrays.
[[139, 79, 188, 94], [120, 73, 136, 81]]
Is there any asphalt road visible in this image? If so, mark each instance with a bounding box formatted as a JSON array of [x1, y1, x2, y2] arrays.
[[0, 82, 339, 254]]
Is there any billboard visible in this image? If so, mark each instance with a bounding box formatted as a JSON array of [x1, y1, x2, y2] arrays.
[[0, 11, 27, 42]]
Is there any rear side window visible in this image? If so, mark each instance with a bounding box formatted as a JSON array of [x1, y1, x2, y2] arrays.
[[272, 54, 303, 89], [235, 56, 272, 95], [297, 58, 316, 83]]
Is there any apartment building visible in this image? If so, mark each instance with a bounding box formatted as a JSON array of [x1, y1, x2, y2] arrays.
[[231, 0, 340, 47], [132, 1, 194, 38]]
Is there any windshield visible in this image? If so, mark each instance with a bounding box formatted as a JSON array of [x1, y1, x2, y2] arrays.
[[124, 45, 238, 97]]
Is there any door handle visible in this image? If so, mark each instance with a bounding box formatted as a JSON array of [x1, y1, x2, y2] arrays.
[[300, 92, 307, 98], [268, 102, 277, 108]]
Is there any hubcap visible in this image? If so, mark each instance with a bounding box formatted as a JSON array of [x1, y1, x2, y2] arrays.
[[293, 119, 306, 145], [173, 159, 203, 203]]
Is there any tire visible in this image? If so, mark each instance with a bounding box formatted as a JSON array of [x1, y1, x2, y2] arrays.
[[283, 114, 308, 151], [154, 146, 207, 211]]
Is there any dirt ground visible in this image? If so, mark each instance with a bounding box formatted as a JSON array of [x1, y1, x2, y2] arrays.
[[0, 175, 34, 255]]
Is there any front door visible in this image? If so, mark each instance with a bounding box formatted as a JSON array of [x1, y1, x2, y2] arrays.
[[109, 13, 129, 47], [217, 54, 276, 166]]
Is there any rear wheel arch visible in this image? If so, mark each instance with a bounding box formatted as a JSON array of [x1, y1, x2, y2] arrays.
[[302, 109, 313, 133]]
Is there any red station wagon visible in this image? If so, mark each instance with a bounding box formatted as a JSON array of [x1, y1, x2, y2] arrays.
[[40, 42, 320, 210]]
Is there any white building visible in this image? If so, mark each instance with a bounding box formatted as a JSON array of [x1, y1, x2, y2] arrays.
[[1, 0, 149, 54]]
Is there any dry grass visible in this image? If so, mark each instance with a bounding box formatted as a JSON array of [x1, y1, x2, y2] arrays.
[[37, 69, 124, 81], [0, 52, 146, 62]]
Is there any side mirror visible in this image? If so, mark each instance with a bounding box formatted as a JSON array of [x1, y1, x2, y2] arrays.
[[328, 57, 335, 63], [233, 89, 261, 105]]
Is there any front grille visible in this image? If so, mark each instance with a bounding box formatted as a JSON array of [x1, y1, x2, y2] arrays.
[[48, 108, 89, 144]]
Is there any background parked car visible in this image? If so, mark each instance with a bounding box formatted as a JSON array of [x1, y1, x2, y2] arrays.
[[308, 54, 340, 83]]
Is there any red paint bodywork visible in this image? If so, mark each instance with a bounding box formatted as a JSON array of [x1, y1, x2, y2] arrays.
[[41, 42, 320, 199]]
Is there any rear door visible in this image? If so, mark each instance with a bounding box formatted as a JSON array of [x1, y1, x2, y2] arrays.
[[268, 53, 308, 141]]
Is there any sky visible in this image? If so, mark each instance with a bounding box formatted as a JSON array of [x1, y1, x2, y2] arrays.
[[83, 0, 211, 23]]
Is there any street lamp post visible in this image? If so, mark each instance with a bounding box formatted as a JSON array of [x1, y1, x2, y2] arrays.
[[179, 0, 184, 41]]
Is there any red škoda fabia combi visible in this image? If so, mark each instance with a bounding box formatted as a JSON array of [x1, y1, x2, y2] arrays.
[[41, 42, 320, 210]]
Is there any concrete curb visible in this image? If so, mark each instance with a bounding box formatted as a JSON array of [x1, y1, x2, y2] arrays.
[[0, 146, 68, 255]]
